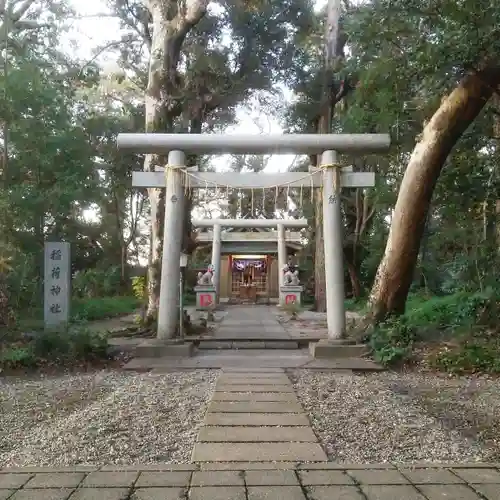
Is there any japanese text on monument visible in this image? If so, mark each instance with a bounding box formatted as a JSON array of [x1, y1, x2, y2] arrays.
[[44, 242, 70, 327]]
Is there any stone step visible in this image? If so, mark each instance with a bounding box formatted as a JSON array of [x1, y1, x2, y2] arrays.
[[192, 442, 327, 462], [205, 413, 310, 426], [198, 340, 299, 349], [211, 392, 298, 402], [208, 401, 303, 414], [309, 342, 369, 359], [197, 426, 317, 443]]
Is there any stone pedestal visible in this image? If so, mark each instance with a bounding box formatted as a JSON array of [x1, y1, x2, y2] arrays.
[[309, 338, 368, 359], [279, 285, 303, 307], [134, 338, 194, 358], [195, 285, 216, 310]]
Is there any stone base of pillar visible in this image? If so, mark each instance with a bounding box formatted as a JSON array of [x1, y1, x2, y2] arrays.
[[309, 338, 368, 359], [134, 338, 194, 358], [195, 285, 216, 310], [279, 286, 303, 307]]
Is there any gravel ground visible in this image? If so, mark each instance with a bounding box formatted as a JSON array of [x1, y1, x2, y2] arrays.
[[290, 370, 500, 463], [0, 370, 218, 467]]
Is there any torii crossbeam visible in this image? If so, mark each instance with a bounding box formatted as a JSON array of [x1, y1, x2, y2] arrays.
[[118, 133, 390, 341]]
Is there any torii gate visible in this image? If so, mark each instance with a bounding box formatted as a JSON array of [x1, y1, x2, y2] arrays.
[[117, 133, 390, 342]]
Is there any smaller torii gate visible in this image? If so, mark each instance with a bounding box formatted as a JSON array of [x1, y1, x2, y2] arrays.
[[117, 133, 390, 342], [191, 218, 309, 301]]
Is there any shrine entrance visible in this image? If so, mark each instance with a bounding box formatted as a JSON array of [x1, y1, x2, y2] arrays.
[[192, 218, 307, 303], [230, 255, 268, 299], [117, 132, 390, 342]]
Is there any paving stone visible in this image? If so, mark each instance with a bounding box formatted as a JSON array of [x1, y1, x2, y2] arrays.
[[471, 483, 500, 499], [307, 486, 365, 500], [192, 442, 327, 462], [452, 468, 500, 483], [208, 401, 302, 413], [0, 473, 33, 489], [135, 471, 191, 487], [81, 471, 138, 487], [264, 342, 299, 349], [247, 486, 306, 499], [222, 368, 284, 373], [68, 489, 130, 500], [199, 341, 233, 349], [299, 470, 354, 485], [198, 426, 317, 442], [100, 464, 197, 472], [188, 486, 246, 500], [360, 485, 426, 499], [131, 487, 185, 500], [215, 385, 294, 392], [348, 469, 409, 484], [232, 341, 267, 349], [211, 392, 298, 402], [204, 413, 309, 426], [9, 489, 74, 500], [298, 463, 395, 470], [405, 462, 500, 469], [199, 462, 297, 470], [1, 467, 97, 474], [191, 471, 244, 486], [400, 468, 465, 484], [216, 376, 290, 385], [24, 473, 85, 489], [0, 491, 14, 500], [417, 484, 483, 499], [245, 470, 299, 486]]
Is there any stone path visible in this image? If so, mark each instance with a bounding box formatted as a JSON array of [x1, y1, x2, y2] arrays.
[[192, 369, 327, 463], [2, 463, 500, 499], [123, 305, 382, 371], [213, 306, 291, 340], [2, 370, 500, 498]]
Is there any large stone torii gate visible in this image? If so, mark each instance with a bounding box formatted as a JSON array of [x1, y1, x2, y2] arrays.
[[117, 133, 390, 345]]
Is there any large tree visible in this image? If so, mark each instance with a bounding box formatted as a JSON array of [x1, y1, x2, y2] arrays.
[[354, 0, 500, 320], [110, 0, 315, 322]]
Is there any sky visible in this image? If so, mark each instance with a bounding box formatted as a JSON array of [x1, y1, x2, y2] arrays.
[[64, 0, 326, 174]]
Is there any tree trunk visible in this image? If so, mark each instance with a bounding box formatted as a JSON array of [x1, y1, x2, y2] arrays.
[[143, 0, 208, 323], [369, 66, 500, 321], [346, 259, 362, 298], [314, 0, 343, 312]]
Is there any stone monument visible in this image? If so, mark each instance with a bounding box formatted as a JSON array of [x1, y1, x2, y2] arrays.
[[280, 264, 303, 307], [44, 242, 70, 329], [195, 264, 216, 310]]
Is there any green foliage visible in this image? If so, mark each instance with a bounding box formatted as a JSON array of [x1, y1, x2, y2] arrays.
[[72, 267, 124, 298], [72, 296, 140, 321], [0, 346, 37, 369], [404, 289, 497, 330], [0, 327, 110, 371], [131, 276, 146, 301], [429, 335, 500, 375], [370, 318, 417, 366], [369, 289, 500, 372]]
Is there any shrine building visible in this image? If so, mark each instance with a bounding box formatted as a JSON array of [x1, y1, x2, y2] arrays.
[[195, 226, 303, 302]]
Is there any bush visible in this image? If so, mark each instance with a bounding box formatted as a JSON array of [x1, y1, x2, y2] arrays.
[[369, 317, 417, 366], [72, 267, 124, 298], [404, 289, 496, 330], [0, 327, 110, 371], [131, 276, 146, 301], [0, 346, 37, 369], [427, 331, 500, 375], [368, 288, 500, 372], [71, 296, 140, 321]]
